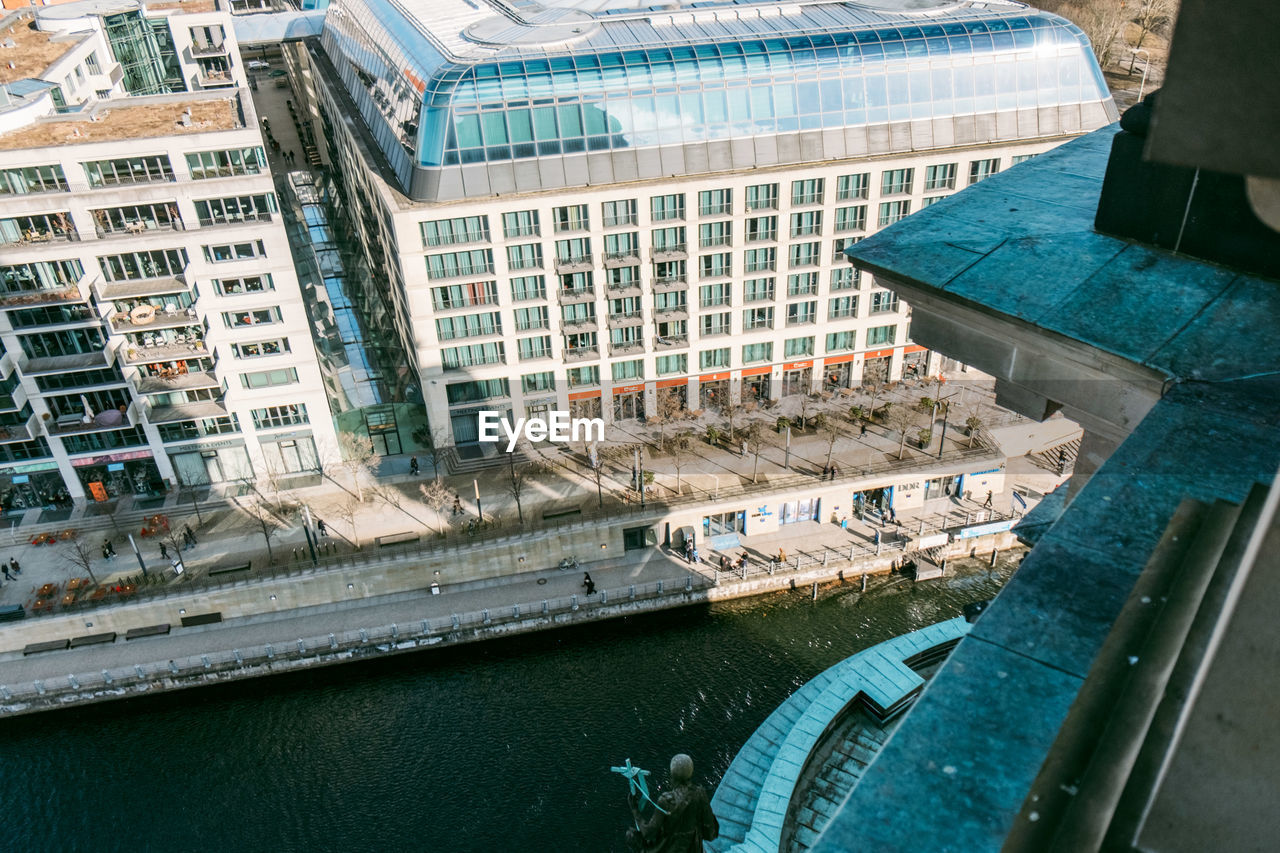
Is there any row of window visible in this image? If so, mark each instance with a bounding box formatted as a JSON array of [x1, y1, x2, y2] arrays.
[[0, 149, 269, 196]]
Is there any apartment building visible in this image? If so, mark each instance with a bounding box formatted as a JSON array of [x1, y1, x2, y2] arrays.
[[0, 0, 335, 511], [307, 0, 1116, 450]]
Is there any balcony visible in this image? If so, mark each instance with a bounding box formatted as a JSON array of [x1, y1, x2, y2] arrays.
[[0, 412, 38, 444], [93, 220, 184, 240], [603, 250, 641, 268], [609, 340, 645, 356], [651, 245, 688, 262], [653, 306, 689, 322], [45, 401, 138, 435], [197, 68, 236, 89], [607, 312, 644, 329], [197, 212, 274, 229], [23, 351, 111, 374], [654, 334, 689, 350], [107, 305, 199, 334], [653, 277, 689, 294], [92, 275, 189, 301], [0, 285, 84, 310], [607, 280, 643, 298], [131, 369, 220, 395], [554, 254, 594, 274], [563, 346, 599, 363], [8, 226, 80, 245], [557, 287, 595, 306], [560, 318, 598, 334], [191, 41, 229, 58], [145, 398, 228, 424], [120, 339, 209, 364]]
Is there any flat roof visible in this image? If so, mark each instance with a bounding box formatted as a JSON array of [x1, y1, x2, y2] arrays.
[[0, 18, 84, 86], [0, 95, 243, 151], [143, 0, 223, 13]]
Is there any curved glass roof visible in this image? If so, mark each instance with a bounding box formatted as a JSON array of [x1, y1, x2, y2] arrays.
[[416, 14, 1107, 167]]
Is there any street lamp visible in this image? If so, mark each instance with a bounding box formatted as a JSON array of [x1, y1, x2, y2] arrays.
[[1131, 48, 1151, 100]]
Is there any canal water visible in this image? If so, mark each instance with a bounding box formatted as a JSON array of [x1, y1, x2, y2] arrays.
[[0, 554, 1018, 852]]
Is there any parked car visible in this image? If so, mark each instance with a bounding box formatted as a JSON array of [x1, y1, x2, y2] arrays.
[[247, 60, 271, 71]]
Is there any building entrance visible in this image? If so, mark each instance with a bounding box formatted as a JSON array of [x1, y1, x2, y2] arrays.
[[862, 356, 890, 385], [782, 367, 812, 397]]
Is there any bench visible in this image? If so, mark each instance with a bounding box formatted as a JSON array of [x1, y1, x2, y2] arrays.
[[70, 632, 117, 648], [541, 504, 582, 522], [180, 612, 222, 627], [0, 603, 25, 622], [23, 639, 69, 656], [124, 623, 170, 640], [209, 562, 251, 577], [376, 532, 419, 548]]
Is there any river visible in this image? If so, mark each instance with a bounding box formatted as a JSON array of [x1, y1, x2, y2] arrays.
[[0, 554, 1018, 852]]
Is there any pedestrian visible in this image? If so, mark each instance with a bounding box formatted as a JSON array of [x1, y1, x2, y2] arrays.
[[983, 490, 993, 508], [831, 464, 840, 479], [316, 518, 327, 536], [740, 439, 748, 458], [860, 422, 867, 436], [9, 556, 20, 575], [778, 547, 787, 565], [737, 553, 747, 572], [159, 542, 168, 560], [183, 524, 197, 546], [683, 539, 693, 563], [102, 543, 111, 561], [841, 515, 849, 530], [452, 496, 462, 515], [410, 456, 419, 475], [1, 564, 11, 581], [582, 572, 596, 595], [888, 506, 896, 524], [692, 547, 701, 564]]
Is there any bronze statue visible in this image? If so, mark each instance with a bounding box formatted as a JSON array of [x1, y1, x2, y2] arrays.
[[616, 754, 719, 852]]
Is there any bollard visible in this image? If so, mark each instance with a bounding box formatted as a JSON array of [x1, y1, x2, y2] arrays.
[[100, 671, 111, 686], [713, 569, 720, 585], [684, 576, 692, 592], [329, 633, 338, 649], [838, 570, 845, 582], [822, 551, 828, 566], [657, 580, 664, 594], [850, 544, 856, 561], [391, 624, 398, 639], [68, 674, 80, 690], [234, 650, 243, 665], [482, 609, 491, 625], [990, 548, 999, 567], [134, 665, 145, 679], [811, 582, 818, 601], [265, 644, 274, 659], [512, 605, 520, 619], [451, 614, 460, 630], [571, 594, 579, 612], [789, 578, 796, 591], [542, 600, 549, 615], [420, 620, 429, 634], [297, 639, 306, 654], [168, 660, 179, 674], [202, 655, 211, 670], [941, 558, 948, 575], [861, 572, 868, 592], [919, 518, 926, 535], [34, 680, 45, 695], [629, 585, 636, 600]]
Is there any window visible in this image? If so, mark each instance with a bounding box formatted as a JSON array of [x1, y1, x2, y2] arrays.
[[699, 221, 731, 248], [602, 199, 636, 227], [610, 326, 643, 349], [609, 295, 642, 318], [522, 372, 554, 393], [85, 51, 101, 74], [564, 331, 597, 355], [742, 342, 772, 364], [223, 307, 281, 328], [421, 215, 489, 247], [870, 291, 900, 314], [502, 210, 539, 238], [653, 260, 685, 283], [701, 312, 731, 337], [830, 268, 857, 291], [656, 354, 687, 375], [427, 250, 494, 280], [653, 290, 687, 312], [784, 336, 814, 357], [866, 325, 896, 346], [699, 282, 731, 308], [790, 211, 823, 238], [612, 360, 644, 381], [517, 335, 552, 360], [835, 205, 867, 233], [652, 226, 686, 252], [561, 302, 596, 325], [510, 275, 545, 301], [924, 164, 957, 191], [920, 196, 947, 208], [559, 271, 593, 294], [442, 342, 505, 369], [743, 306, 773, 330], [445, 379, 510, 405], [969, 158, 1001, 184], [826, 331, 856, 352], [82, 155, 173, 187], [203, 240, 265, 263], [431, 281, 498, 310], [744, 248, 776, 273], [99, 249, 186, 281], [698, 189, 732, 217], [787, 272, 818, 296], [786, 301, 817, 325], [604, 232, 639, 259], [828, 295, 858, 319], [514, 306, 549, 331], [744, 277, 775, 303], [555, 237, 592, 265], [240, 367, 298, 388], [214, 274, 273, 295], [252, 404, 308, 429], [1011, 153, 1038, 165], [744, 216, 777, 243], [436, 312, 502, 340], [655, 318, 686, 341], [745, 183, 778, 211], [553, 204, 589, 232], [0, 165, 68, 195], [567, 366, 599, 387], [194, 193, 277, 226], [788, 242, 820, 268], [699, 253, 731, 279], [607, 266, 641, 289], [700, 348, 730, 369], [881, 169, 914, 196], [832, 237, 861, 262], [790, 178, 824, 206], [878, 201, 911, 228], [157, 415, 240, 442], [186, 148, 267, 180], [232, 338, 290, 358], [650, 194, 685, 221], [837, 172, 870, 201]]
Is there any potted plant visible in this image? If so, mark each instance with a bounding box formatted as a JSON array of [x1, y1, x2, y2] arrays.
[[704, 425, 721, 446], [917, 428, 933, 448], [964, 415, 983, 436], [848, 404, 865, 422]]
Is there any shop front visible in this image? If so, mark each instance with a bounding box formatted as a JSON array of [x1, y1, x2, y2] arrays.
[[742, 366, 772, 402], [613, 383, 645, 421], [781, 361, 813, 397], [259, 433, 320, 475], [0, 462, 67, 513], [852, 483, 892, 518], [169, 440, 254, 486], [656, 377, 688, 409], [778, 495, 820, 525], [698, 373, 729, 409], [74, 450, 163, 498], [862, 348, 894, 385], [923, 473, 961, 501], [902, 345, 929, 379], [568, 391, 602, 421], [702, 508, 746, 547], [524, 396, 556, 422], [823, 354, 856, 391]]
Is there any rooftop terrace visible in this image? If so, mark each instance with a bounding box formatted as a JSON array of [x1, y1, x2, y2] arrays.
[[0, 17, 83, 86], [0, 93, 243, 151]]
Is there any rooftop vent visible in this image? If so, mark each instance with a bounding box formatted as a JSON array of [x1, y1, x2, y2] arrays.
[[1, 38, 16, 49], [180, 113, 191, 126]]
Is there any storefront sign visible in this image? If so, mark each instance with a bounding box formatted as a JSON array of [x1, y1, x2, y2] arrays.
[[863, 348, 895, 360], [741, 366, 771, 377], [656, 377, 686, 389], [699, 372, 729, 382], [260, 430, 313, 443], [612, 383, 644, 395], [0, 460, 61, 476], [88, 482, 109, 502], [167, 438, 246, 452], [567, 390, 601, 401], [958, 519, 1015, 539], [71, 449, 153, 467], [904, 344, 928, 354], [783, 360, 813, 371], [823, 354, 857, 365]]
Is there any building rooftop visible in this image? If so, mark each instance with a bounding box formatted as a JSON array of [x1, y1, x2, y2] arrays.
[[0, 16, 84, 86], [0, 93, 244, 151], [142, 0, 223, 13]]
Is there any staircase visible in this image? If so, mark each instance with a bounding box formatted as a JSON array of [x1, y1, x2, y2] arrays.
[[785, 721, 894, 853], [1031, 437, 1081, 473]]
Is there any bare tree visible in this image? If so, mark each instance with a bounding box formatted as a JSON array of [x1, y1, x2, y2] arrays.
[[62, 536, 99, 585], [798, 393, 819, 431], [239, 496, 285, 565], [419, 479, 452, 518], [883, 403, 918, 461], [324, 432, 377, 503], [865, 382, 886, 422], [412, 424, 448, 482], [719, 398, 744, 441], [669, 429, 695, 494], [370, 483, 433, 532], [746, 421, 767, 484], [823, 418, 843, 470], [1131, 0, 1178, 51], [653, 387, 685, 450], [331, 495, 361, 547], [1045, 0, 1129, 67]]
